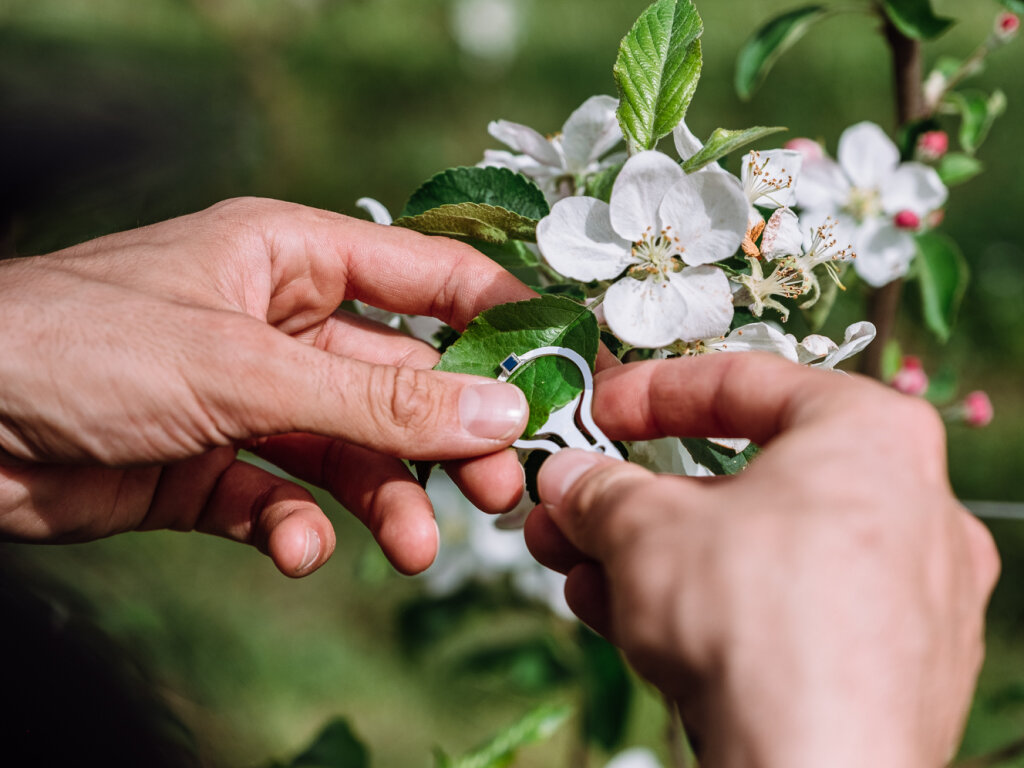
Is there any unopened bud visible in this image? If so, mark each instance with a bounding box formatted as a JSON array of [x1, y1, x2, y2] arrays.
[[995, 12, 1020, 42], [784, 138, 825, 163], [963, 391, 994, 428], [891, 356, 929, 397], [917, 130, 949, 162], [893, 210, 922, 231]]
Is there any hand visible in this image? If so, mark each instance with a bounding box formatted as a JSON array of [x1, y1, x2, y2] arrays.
[[0, 198, 536, 576], [525, 353, 999, 767]]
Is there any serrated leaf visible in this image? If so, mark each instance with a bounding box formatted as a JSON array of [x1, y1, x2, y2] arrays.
[[448, 705, 571, 768], [735, 6, 829, 100], [938, 153, 984, 186], [882, 0, 954, 40], [393, 203, 539, 244], [436, 295, 599, 437], [402, 166, 549, 221], [681, 125, 787, 172], [681, 438, 759, 475], [914, 231, 969, 343], [614, 0, 704, 152]]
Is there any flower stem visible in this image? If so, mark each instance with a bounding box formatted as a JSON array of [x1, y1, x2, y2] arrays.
[[860, 12, 924, 379]]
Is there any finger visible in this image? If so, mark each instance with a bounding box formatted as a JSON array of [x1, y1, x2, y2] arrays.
[[193, 458, 336, 577], [313, 309, 441, 369], [960, 512, 1001, 604], [591, 353, 877, 446], [251, 433, 439, 574], [524, 504, 588, 574], [444, 450, 525, 514], [565, 562, 614, 640], [201, 318, 529, 461], [536, 448, 695, 563]]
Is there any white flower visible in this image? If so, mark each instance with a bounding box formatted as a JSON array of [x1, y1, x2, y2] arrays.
[[795, 121, 948, 287], [482, 95, 625, 202], [797, 321, 877, 370], [605, 748, 664, 768], [537, 150, 748, 347], [450, 0, 524, 65]]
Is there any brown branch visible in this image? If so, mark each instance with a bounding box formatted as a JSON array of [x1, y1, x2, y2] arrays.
[[860, 13, 924, 379]]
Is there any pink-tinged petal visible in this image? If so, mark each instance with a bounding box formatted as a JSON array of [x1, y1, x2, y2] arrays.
[[837, 122, 900, 190], [881, 163, 948, 216], [487, 119, 563, 169], [852, 220, 917, 288], [561, 95, 622, 174], [609, 151, 686, 241], [668, 266, 735, 342], [536, 197, 633, 282], [761, 208, 804, 260], [673, 120, 704, 161], [355, 197, 393, 226], [604, 275, 692, 348], [785, 137, 825, 162], [815, 322, 877, 370], [795, 158, 850, 210], [659, 172, 748, 266], [710, 322, 800, 362]]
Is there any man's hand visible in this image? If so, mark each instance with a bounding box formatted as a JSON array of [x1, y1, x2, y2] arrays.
[[525, 353, 999, 767], [0, 198, 535, 576]]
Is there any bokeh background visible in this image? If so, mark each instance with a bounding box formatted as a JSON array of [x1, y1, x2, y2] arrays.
[[2, 0, 1023, 765]]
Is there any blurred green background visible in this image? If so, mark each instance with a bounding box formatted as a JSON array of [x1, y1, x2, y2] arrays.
[[1, 0, 1023, 765]]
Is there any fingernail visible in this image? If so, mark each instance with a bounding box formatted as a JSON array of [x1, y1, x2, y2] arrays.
[[459, 382, 528, 440], [538, 449, 606, 511], [298, 528, 321, 573]]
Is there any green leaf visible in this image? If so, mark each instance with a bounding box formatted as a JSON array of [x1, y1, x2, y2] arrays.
[[579, 626, 632, 752], [583, 160, 624, 202], [999, 0, 1024, 14], [436, 295, 599, 437], [681, 438, 759, 475], [401, 166, 549, 221], [614, 0, 704, 152], [287, 718, 369, 768], [681, 125, 787, 172], [938, 153, 984, 186], [448, 705, 572, 768], [946, 90, 1006, 155], [914, 231, 969, 343], [393, 203, 539, 244], [881, 339, 904, 383], [472, 239, 541, 270], [881, 0, 954, 40], [735, 6, 829, 100]]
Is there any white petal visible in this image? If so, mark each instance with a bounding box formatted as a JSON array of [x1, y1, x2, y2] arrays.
[[355, 197, 393, 226], [838, 121, 899, 190], [537, 197, 633, 281], [627, 437, 689, 475], [880, 162, 948, 215], [604, 275, 691, 348], [487, 119, 563, 169], [669, 266, 735, 342], [796, 334, 837, 365], [405, 315, 445, 343], [795, 158, 849, 210], [760, 208, 804, 260], [604, 747, 665, 768], [814, 321, 877, 370], [741, 149, 803, 209], [673, 120, 704, 161], [710, 322, 800, 362], [708, 436, 753, 453], [561, 95, 622, 175], [609, 151, 686, 241], [659, 172, 748, 266], [853, 220, 917, 287]]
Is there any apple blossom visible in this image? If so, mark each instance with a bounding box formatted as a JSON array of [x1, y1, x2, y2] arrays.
[[796, 121, 948, 287], [481, 95, 625, 202], [995, 12, 1020, 42], [963, 391, 994, 427], [890, 355, 930, 396], [537, 150, 748, 347], [917, 130, 949, 162]]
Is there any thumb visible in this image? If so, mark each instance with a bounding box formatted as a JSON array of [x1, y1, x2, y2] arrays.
[[206, 325, 529, 460]]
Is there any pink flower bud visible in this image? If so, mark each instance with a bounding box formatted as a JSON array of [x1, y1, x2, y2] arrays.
[[917, 130, 949, 161], [784, 138, 825, 163], [963, 391, 994, 428], [893, 210, 922, 231], [995, 12, 1020, 41], [891, 356, 929, 397]]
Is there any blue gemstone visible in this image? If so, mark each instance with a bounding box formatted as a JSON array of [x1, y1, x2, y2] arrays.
[[500, 354, 521, 374]]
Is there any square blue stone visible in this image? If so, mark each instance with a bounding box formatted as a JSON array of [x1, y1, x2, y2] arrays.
[[500, 354, 521, 374]]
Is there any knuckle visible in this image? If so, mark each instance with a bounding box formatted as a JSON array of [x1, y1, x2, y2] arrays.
[[370, 365, 440, 433]]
